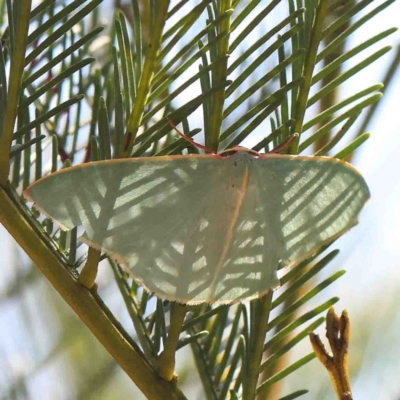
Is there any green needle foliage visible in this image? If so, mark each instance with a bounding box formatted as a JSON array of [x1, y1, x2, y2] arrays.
[[0, 1, 397, 399]]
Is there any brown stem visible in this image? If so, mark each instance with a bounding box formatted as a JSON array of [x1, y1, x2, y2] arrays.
[[309, 307, 352, 400]]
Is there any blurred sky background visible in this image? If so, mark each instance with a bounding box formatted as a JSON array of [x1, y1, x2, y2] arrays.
[[1, 0, 400, 399]]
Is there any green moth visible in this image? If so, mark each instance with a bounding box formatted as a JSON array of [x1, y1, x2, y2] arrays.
[[24, 150, 369, 304]]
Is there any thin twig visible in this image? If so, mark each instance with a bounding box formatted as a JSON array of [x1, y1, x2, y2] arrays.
[[309, 307, 352, 400]]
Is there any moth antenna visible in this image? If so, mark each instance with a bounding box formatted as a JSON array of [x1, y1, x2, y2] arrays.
[[269, 133, 299, 154], [167, 118, 218, 155]]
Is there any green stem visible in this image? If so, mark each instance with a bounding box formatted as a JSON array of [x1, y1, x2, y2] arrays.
[[207, 0, 232, 151], [78, 247, 100, 289], [290, 0, 329, 154], [0, 0, 32, 184], [122, 1, 170, 157], [157, 303, 187, 381], [0, 185, 187, 400], [243, 291, 273, 400]]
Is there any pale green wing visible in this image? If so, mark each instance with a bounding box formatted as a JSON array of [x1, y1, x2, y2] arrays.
[[254, 154, 370, 268], [25, 155, 273, 304], [24, 153, 369, 304], [197, 153, 370, 303]]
